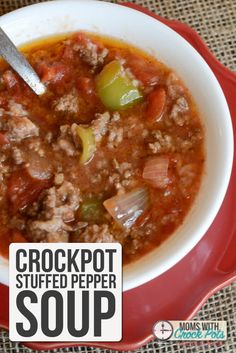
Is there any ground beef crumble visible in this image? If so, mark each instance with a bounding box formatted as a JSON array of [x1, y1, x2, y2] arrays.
[[11, 147, 24, 165], [27, 181, 81, 243], [53, 124, 79, 157], [91, 112, 111, 143], [148, 130, 174, 154], [109, 160, 137, 192], [6, 116, 39, 142], [91, 111, 123, 148], [148, 127, 202, 155], [107, 126, 123, 149], [0, 154, 9, 182], [76, 224, 116, 243], [53, 90, 79, 114], [166, 72, 185, 99], [73, 39, 108, 70], [8, 100, 28, 117], [170, 97, 189, 126], [1, 70, 19, 89]]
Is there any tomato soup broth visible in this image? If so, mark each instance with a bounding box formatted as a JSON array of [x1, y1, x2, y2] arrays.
[[0, 32, 204, 263]]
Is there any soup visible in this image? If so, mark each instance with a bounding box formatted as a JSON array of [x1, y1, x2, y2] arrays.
[[0, 32, 204, 263]]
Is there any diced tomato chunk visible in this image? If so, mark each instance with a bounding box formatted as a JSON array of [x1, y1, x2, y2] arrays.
[[38, 62, 71, 84], [146, 87, 166, 122], [125, 53, 160, 86], [8, 168, 52, 213], [0, 133, 9, 146]]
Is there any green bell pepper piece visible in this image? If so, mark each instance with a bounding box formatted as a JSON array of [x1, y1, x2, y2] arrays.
[[76, 125, 96, 164], [79, 197, 105, 223], [96, 60, 142, 110]]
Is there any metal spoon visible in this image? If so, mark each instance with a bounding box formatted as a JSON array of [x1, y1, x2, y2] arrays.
[[0, 27, 46, 95]]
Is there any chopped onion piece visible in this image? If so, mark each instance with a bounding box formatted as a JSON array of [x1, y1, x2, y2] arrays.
[[103, 187, 149, 229], [143, 156, 169, 188]]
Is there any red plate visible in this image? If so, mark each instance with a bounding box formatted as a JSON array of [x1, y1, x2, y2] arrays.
[[0, 3, 236, 351]]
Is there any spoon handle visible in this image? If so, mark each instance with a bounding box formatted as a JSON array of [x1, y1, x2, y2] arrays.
[[0, 27, 46, 95]]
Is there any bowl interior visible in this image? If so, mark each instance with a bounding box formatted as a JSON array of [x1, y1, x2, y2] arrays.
[[0, 0, 233, 290]]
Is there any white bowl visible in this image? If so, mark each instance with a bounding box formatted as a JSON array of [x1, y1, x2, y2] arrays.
[[0, 0, 233, 291]]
